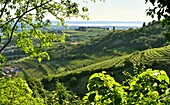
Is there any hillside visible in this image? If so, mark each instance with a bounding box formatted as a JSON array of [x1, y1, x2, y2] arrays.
[[8, 22, 166, 77], [48, 21, 167, 60], [40, 45, 170, 96], [1, 21, 170, 96]]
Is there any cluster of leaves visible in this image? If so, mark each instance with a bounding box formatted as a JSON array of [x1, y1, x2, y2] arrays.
[[15, 30, 58, 62], [44, 82, 81, 105], [0, 0, 94, 62], [0, 54, 6, 63], [83, 71, 127, 105], [83, 69, 170, 105], [145, 0, 170, 41], [0, 77, 44, 104], [145, 0, 170, 19], [127, 69, 170, 104]]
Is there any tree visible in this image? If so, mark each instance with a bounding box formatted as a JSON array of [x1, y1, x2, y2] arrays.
[[0, 0, 100, 62], [142, 22, 146, 27], [0, 77, 44, 104], [145, 0, 170, 41]]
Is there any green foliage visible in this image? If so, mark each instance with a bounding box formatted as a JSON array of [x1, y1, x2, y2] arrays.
[[1, 69, 170, 105], [15, 30, 58, 62], [83, 71, 127, 105], [44, 82, 81, 105], [2, 21, 169, 98], [127, 69, 170, 104], [0, 77, 44, 104], [39, 64, 50, 75], [83, 69, 170, 105], [0, 0, 100, 62], [69, 76, 78, 87], [39, 77, 82, 104], [62, 28, 109, 42], [27, 78, 46, 98], [145, 0, 170, 41], [0, 54, 6, 63], [145, 0, 170, 20], [3, 22, 167, 79], [0, 76, 81, 105], [17, 44, 170, 90]]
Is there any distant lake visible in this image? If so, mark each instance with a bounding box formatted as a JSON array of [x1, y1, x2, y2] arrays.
[[50, 21, 144, 30], [60, 21, 143, 27], [16, 21, 145, 31]]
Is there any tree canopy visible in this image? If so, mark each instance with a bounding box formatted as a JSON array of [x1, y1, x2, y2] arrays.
[[0, 0, 101, 62], [0, 77, 44, 104]]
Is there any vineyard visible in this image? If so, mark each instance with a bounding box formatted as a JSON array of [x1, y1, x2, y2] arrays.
[[18, 45, 170, 80], [12, 44, 170, 96], [1, 21, 170, 97]]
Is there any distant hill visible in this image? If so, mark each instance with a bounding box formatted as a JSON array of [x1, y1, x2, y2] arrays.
[[48, 21, 167, 60]]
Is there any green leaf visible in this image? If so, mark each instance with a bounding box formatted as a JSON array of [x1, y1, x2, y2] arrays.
[[38, 57, 42, 62], [160, 70, 167, 75], [88, 92, 96, 102]]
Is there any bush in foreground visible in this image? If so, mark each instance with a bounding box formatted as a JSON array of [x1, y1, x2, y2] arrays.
[[83, 69, 170, 105], [0, 77, 44, 105], [0, 68, 170, 105]]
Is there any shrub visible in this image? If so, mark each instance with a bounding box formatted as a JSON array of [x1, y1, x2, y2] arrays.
[[83, 71, 127, 105], [83, 69, 170, 105], [0, 77, 44, 104], [127, 69, 170, 104]]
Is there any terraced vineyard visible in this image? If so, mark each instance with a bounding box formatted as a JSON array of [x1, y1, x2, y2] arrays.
[[52, 55, 129, 78], [50, 45, 170, 79], [18, 45, 170, 81], [29, 45, 168, 96], [129, 45, 170, 65]]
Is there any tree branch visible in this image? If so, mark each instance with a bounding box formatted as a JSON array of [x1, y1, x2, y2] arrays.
[[0, 0, 8, 18], [0, 0, 51, 52]]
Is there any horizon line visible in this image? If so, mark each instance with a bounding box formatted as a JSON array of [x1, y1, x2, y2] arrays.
[[50, 20, 151, 22]]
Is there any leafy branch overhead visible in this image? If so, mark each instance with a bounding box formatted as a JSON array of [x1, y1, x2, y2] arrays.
[[145, 0, 170, 41], [0, 0, 96, 62], [145, 0, 170, 19]]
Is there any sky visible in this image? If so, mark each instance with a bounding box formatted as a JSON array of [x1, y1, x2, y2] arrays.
[[48, 0, 156, 22], [84, 0, 154, 22]]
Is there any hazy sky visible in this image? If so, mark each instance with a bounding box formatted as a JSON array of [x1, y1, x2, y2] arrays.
[[84, 0, 154, 21], [48, 0, 155, 22]]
